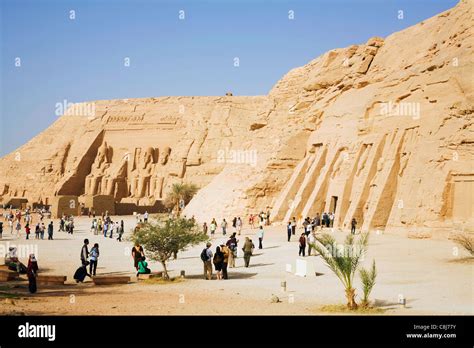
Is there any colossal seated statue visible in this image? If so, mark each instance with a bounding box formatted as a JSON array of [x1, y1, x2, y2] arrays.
[[101, 156, 128, 199], [150, 146, 171, 199], [85, 142, 111, 195], [129, 147, 156, 198]]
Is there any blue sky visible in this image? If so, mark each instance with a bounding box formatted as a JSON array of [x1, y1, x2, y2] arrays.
[[0, 0, 458, 156]]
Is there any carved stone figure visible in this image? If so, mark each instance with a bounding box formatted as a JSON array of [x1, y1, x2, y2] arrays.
[[85, 142, 111, 195], [129, 147, 156, 198], [102, 156, 128, 198], [150, 147, 171, 199]]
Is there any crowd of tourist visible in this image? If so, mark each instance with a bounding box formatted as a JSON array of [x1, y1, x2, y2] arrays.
[[1, 203, 360, 289]]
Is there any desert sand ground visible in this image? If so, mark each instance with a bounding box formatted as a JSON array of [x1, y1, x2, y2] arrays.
[[0, 213, 472, 315]]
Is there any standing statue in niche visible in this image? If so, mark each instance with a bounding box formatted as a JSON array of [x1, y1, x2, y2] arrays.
[[150, 146, 171, 199], [85, 142, 112, 195], [129, 147, 156, 198]]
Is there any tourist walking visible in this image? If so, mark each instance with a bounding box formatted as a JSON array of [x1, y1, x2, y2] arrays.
[[291, 217, 297, 235], [89, 243, 99, 276], [249, 214, 255, 229], [257, 226, 264, 249], [305, 219, 312, 236], [210, 219, 217, 235], [242, 237, 255, 267], [201, 242, 213, 280], [108, 221, 115, 238], [221, 244, 230, 279], [47, 221, 53, 240], [308, 232, 316, 256], [15, 220, 21, 237], [131, 243, 145, 271], [98, 218, 103, 235], [329, 212, 335, 227], [213, 246, 224, 280], [59, 217, 65, 232], [103, 221, 108, 237], [287, 221, 292, 242], [324, 213, 330, 228], [27, 254, 39, 294], [226, 233, 238, 268], [40, 223, 45, 239], [117, 220, 124, 242], [236, 217, 242, 235], [81, 239, 90, 266], [0, 221, 3, 239], [68, 219, 74, 234], [259, 212, 265, 227], [203, 222, 208, 234], [351, 218, 357, 234], [35, 223, 40, 239], [315, 213, 321, 230], [91, 218, 98, 235], [221, 219, 228, 235], [25, 223, 31, 240], [144, 211, 149, 223], [299, 233, 306, 257]]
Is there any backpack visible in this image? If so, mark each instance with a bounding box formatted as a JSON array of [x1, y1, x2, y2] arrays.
[[200, 248, 208, 262]]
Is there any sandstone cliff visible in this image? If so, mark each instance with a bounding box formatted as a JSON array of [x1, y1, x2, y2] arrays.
[[0, 0, 472, 234]]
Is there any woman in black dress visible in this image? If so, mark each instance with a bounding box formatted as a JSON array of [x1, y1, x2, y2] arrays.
[[131, 243, 145, 271], [213, 246, 224, 280], [27, 254, 39, 293]]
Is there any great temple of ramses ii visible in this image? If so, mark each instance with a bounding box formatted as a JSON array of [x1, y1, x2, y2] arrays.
[[0, 0, 472, 235]]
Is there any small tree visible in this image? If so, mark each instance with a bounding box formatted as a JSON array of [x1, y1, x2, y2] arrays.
[[165, 183, 198, 217], [311, 232, 369, 310], [130, 217, 208, 280], [359, 260, 377, 308]]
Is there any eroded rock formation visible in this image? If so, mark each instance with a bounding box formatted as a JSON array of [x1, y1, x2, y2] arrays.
[[0, 0, 472, 233]]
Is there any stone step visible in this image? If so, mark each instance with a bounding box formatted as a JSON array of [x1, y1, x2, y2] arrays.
[[137, 272, 163, 280], [92, 276, 131, 285], [0, 269, 20, 281], [36, 275, 67, 286]]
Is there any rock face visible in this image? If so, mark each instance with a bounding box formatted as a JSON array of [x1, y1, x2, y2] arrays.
[[0, 0, 472, 233]]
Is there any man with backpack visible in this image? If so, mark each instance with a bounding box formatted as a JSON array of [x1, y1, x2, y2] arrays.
[[201, 242, 213, 280]]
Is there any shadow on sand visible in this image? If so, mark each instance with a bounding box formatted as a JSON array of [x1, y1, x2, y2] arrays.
[[184, 272, 258, 280]]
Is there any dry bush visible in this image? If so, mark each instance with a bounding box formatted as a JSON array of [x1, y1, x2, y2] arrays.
[[451, 233, 474, 256]]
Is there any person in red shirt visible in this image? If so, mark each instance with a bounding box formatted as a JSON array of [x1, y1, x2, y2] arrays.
[[25, 223, 31, 240], [299, 233, 306, 257]]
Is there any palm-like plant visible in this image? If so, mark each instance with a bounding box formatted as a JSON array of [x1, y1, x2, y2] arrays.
[[359, 260, 377, 308], [166, 183, 198, 216], [451, 233, 474, 256], [311, 232, 369, 309]]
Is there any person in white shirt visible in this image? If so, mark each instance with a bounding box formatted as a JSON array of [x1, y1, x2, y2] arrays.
[[257, 226, 264, 249], [307, 232, 316, 256], [236, 217, 242, 235]]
